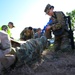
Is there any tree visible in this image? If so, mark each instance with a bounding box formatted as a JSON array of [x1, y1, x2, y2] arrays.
[[66, 10, 75, 30]]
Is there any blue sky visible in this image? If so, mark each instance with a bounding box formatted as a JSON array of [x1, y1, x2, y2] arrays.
[[0, 0, 75, 28], [0, 0, 38, 26], [0, 0, 75, 39]]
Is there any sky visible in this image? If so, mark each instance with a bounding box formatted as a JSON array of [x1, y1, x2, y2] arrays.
[[0, 0, 75, 39]]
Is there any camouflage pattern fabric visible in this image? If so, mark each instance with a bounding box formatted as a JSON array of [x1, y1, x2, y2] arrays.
[[44, 11, 71, 51], [20, 27, 33, 41], [54, 32, 71, 52], [33, 32, 43, 39], [44, 11, 66, 38], [50, 12, 66, 34], [52, 12, 71, 51], [16, 36, 47, 66], [44, 4, 54, 14]]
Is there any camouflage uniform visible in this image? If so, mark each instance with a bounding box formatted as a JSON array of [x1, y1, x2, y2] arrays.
[[16, 36, 47, 65], [20, 27, 34, 41], [44, 4, 71, 52]]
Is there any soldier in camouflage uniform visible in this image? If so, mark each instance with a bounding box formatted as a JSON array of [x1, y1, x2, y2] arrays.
[[44, 4, 71, 52], [16, 36, 47, 66], [20, 27, 34, 41]]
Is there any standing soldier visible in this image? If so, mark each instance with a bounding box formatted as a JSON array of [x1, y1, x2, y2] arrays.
[[44, 4, 71, 52]]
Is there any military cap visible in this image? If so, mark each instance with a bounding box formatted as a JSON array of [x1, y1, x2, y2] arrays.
[[44, 4, 54, 14]]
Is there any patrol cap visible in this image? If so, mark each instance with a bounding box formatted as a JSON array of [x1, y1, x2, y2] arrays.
[[44, 4, 54, 14]]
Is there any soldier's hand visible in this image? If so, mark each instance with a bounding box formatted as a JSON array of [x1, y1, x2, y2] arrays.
[[46, 26, 51, 30]]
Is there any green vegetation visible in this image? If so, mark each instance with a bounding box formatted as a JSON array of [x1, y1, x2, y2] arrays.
[[66, 10, 75, 30]]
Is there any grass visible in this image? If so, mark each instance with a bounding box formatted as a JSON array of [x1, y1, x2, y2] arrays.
[[47, 44, 54, 51]]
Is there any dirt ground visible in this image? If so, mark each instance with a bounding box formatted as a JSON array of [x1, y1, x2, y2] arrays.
[[2, 49, 75, 75], [34, 50, 75, 75]]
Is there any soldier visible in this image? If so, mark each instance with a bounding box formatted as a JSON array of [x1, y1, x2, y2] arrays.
[[44, 4, 71, 52], [16, 36, 47, 66], [20, 27, 34, 41]]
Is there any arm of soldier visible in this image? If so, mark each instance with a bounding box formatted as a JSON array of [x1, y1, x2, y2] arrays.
[[45, 25, 52, 39], [57, 12, 65, 26], [45, 25, 51, 31]]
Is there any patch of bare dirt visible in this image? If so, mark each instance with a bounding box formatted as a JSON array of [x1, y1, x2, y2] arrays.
[[1, 50, 75, 75], [34, 50, 75, 75]]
